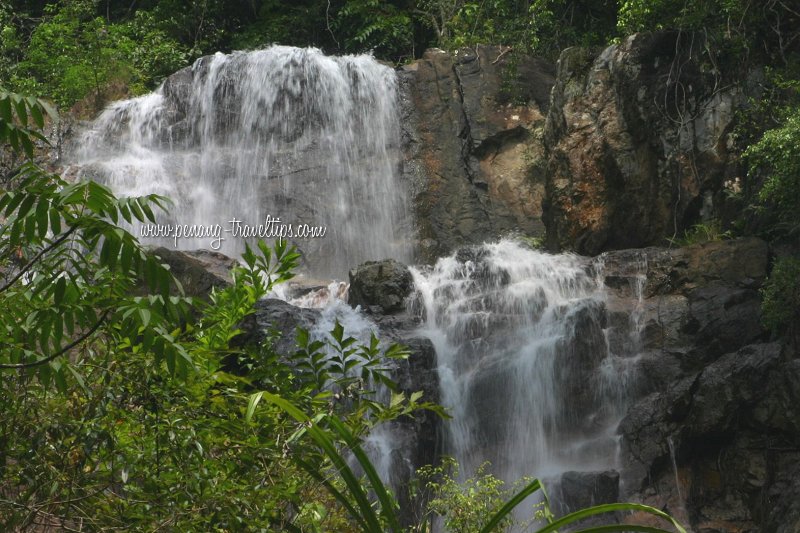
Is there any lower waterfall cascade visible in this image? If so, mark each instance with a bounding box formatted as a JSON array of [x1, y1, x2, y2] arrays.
[[408, 240, 644, 509]]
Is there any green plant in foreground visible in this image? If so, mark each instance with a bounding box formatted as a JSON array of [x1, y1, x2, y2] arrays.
[[0, 88, 432, 530], [745, 106, 800, 238], [257, 391, 688, 532], [415, 457, 551, 532], [0, 86, 57, 158], [761, 256, 800, 335]]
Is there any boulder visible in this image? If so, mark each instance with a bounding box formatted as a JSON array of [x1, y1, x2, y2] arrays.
[[231, 298, 320, 357], [559, 470, 620, 512], [348, 259, 414, 314], [151, 247, 235, 298]]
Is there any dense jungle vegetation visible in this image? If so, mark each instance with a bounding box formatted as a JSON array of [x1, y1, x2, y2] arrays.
[[1, 0, 799, 531]]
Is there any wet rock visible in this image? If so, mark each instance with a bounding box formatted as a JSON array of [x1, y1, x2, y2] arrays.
[[231, 298, 320, 356], [392, 336, 441, 472], [619, 374, 698, 485], [682, 285, 766, 367], [619, 342, 800, 531], [348, 259, 414, 314], [559, 470, 620, 512], [600, 237, 769, 299], [558, 299, 609, 419], [599, 238, 769, 370], [400, 46, 555, 260]]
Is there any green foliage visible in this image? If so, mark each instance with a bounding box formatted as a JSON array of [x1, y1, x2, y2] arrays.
[[0, 4, 24, 83], [230, 0, 329, 50], [416, 458, 549, 532], [259, 400, 689, 533], [668, 220, 732, 247], [0, 87, 57, 158], [0, 98, 432, 530], [149, 0, 228, 57], [334, 0, 415, 59], [9, 1, 187, 110], [617, 0, 799, 65], [761, 257, 800, 334], [423, 0, 615, 58], [0, 162, 186, 376], [745, 106, 800, 237]]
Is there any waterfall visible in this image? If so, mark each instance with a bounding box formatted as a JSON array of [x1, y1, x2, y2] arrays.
[[72, 46, 412, 278], [410, 240, 639, 502], [71, 45, 649, 519]]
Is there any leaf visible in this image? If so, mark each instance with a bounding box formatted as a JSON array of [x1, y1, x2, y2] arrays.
[[533, 503, 687, 533], [138, 308, 151, 328], [30, 102, 44, 129], [36, 198, 49, 239], [245, 391, 264, 423], [14, 98, 27, 127], [53, 362, 68, 394], [331, 321, 345, 344], [49, 207, 61, 236], [479, 478, 544, 533], [262, 392, 385, 532], [17, 193, 36, 220], [327, 417, 402, 532], [67, 364, 90, 395], [53, 277, 66, 306], [0, 96, 11, 123], [20, 134, 34, 158]]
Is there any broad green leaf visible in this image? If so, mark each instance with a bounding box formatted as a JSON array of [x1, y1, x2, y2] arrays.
[[534, 503, 686, 533], [245, 391, 264, 423]]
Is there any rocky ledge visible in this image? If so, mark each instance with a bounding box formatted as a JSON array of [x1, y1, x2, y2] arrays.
[[156, 235, 797, 532]]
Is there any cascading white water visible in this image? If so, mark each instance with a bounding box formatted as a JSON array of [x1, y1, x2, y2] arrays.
[[410, 240, 639, 501], [70, 44, 652, 519], [73, 46, 411, 278]]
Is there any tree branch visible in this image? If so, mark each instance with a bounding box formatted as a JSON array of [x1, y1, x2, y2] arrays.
[[0, 310, 110, 369], [0, 226, 77, 294]]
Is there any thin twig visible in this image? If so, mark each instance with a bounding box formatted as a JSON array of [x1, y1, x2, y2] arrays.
[[0, 310, 110, 369], [326, 0, 339, 49], [0, 226, 77, 294], [492, 47, 512, 64]]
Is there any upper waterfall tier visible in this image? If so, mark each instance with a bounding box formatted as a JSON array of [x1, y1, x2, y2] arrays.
[[74, 46, 413, 278]]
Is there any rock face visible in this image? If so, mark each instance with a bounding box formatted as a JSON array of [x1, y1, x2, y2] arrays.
[[618, 344, 800, 532], [595, 236, 800, 531], [399, 46, 555, 261], [543, 32, 746, 255]]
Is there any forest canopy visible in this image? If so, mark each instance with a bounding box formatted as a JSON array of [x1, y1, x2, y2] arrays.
[[1, 0, 798, 111]]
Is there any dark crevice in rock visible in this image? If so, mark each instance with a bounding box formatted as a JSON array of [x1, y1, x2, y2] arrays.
[[450, 57, 478, 185], [472, 125, 530, 160]]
